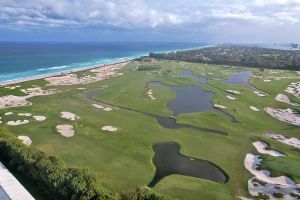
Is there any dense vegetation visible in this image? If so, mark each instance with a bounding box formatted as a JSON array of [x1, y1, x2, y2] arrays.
[[149, 45, 300, 70], [0, 127, 175, 200]]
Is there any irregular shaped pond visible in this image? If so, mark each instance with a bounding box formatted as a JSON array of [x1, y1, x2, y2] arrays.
[[148, 142, 227, 187], [148, 81, 213, 116], [224, 70, 252, 84]]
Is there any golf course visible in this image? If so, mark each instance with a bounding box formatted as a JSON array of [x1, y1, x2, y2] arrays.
[[0, 59, 299, 200]]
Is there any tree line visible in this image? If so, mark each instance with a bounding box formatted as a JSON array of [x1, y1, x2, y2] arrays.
[[149, 45, 300, 70], [0, 127, 175, 200]]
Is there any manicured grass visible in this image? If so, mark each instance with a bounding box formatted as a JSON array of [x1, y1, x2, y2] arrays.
[[0, 60, 299, 200]]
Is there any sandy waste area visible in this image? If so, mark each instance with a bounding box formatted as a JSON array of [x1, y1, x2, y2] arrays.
[[265, 107, 300, 126], [245, 154, 300, 200], [45, 62, 127, 86]]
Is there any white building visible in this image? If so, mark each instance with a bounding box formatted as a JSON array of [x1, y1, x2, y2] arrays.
[[0, 162, 35, 200]]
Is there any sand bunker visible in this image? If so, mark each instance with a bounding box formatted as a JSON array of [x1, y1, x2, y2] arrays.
[[250, 106, 260, 112], [60, 111, 80, 121], [21, 87, 57, 97], [45, 62, 128, 86], [0, 95, 31, 109], [275, 94, 299, 106], [92, 104, 113, 112], [285, 82, 300, 99], [147, 89, 156, 100], [226, 90, 241, 94], [18, 113, 32, 117], [252, 141, 285, 157], [101, 126, 118, 132], [266, 132, 300, 150], [33, 115, 47, 121], [103, 107, 113, 112], [214, 104, 226, 109], [56, 124, 75, 137], [226, 95, 236, 100], [17, 136, 32, 145], [0, 87, 58, 109], [245, 154, 300, 200], [7, 120, 29, 126], [92, 104, 104, 109], [4, 112, 13, 115], [253, 91, 266, 97], [264, 79, 271, 82], [264, 107, 300, 126]]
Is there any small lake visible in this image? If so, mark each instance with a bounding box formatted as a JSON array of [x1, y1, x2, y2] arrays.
[[148, 76, 213, 116], [224, 70, 252, 84], [148, 142, 227, 187]]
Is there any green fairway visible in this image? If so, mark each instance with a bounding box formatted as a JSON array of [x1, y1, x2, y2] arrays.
[[0, 60, 299, 200]]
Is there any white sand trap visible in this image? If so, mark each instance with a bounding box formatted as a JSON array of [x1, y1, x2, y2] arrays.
[[147, 89, 156, 100], [250, 106, 260, 112], [264, 79, 271, 82], [226, 90, 241, 94], [17, 136, 32, 145], [252, 141, 285, 157], [102, 126, 118, 132], [0, 95, 31, 109], [103, 107, 113, 112], [18, 113, 32, 117], [285, 82, 300, 99], [4, 112, 13, 115], [264, 107, 300, 126], [253, 91, 266, 97], [60, 111, 79, 121], [33, 115, 47, 121], [275, 94, 299, 106], [92, 104, 104, 109], [266, 132, 300, 150], [226, 95, 236, 100], [245, 154, 300, 200], [7, 120, 29, 126], [0, 87, 58, 110], [214, 104, 226, 109], [56, 124, 75, 137]]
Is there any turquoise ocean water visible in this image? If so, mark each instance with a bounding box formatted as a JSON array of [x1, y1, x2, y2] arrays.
[[0, 42, 205, 83]]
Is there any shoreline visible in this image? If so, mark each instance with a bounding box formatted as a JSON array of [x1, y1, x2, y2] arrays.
[[0, 44, 212, 86], [0, 60, 132, 86]]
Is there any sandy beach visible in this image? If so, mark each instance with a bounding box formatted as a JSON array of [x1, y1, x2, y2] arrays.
[[0, 60, 131, 86]]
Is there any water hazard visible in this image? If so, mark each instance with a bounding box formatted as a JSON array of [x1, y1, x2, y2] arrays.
[[148, 142, 227, 187]]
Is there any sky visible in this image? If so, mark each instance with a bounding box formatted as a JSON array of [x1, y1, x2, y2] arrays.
[[0, 0, 300, 43]]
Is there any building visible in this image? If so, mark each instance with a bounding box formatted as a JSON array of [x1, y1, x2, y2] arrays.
[[0, 162, 35, 200]]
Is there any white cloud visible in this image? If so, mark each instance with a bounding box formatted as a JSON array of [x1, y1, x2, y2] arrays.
[[0, 0, 299, 42]]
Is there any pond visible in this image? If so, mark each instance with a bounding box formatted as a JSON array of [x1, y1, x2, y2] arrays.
[[147, 81, 213, 116], [148, 142, 227, 187], [224, 70, 252, 84]]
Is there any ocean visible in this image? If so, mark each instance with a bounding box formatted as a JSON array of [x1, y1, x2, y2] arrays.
[[0, 42, 204, 83]]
